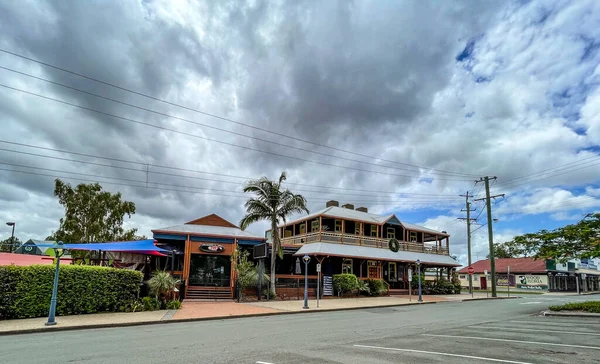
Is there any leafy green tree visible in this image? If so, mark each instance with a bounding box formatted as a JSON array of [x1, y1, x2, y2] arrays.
[[52, 179, 138, 243], [239, 172, 309, 296], [147, 271, 181, 303], [0, 237, 21, 253], [232, 246, 269, 301], [507, 213, 600, 262]]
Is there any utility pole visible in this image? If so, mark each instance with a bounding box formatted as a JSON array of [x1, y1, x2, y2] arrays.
[[474, 176, 504, 298], [458, 192, 476, 295]]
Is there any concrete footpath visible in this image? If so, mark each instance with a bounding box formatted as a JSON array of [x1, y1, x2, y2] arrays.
[[0, 292, 507, 335]]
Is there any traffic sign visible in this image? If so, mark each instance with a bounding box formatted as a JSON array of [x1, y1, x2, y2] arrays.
[[467, 266, 474, 275], [316, 263, 321, 273]]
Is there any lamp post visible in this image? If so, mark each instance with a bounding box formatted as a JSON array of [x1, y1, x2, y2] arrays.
[[416, 259, 423, 303], [302, 254, 311, 309], [6, 222, 15, 253], [46, 242, 65, 326]]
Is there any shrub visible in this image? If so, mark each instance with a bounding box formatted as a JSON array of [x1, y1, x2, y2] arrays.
[[0, 264, 143, 319], [358, 280, 370, 296], [166, 300, 182, 310], [0, 265, 23, 320], [333, 274, 359, 296], [365, 279, 387, 296], [549, 301, 600, 313], [147, 271, 181, 302], [142, 296, 161, 311]]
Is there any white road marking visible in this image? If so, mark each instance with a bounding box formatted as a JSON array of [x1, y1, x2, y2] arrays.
[[519, 302, 542, 304], [421, 334, 600, 350], [510, 320, 600, 327], [353, 344, 533, 364], [469, 326, 600, 336], [256, 361, 274, 364]]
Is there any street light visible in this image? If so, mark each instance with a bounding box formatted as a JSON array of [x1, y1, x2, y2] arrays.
[[6, 222, 15, 253], [46, 242, 65, 326], [416, 259, 423, 303], [302, 254, 311, 309]]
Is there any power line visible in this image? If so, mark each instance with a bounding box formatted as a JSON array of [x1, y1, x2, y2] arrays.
[[0, 163, 466, 206], [0, 142, 461, 198], [0, 48, 478, 178], [0, 83, 474, 182], [0, 65, 475, 178]]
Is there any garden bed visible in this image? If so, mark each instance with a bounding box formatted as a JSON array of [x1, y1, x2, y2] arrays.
[[549, 301, 600, 313]]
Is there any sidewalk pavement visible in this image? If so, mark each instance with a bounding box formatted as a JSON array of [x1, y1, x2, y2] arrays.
[[0, 292, 501, 335]]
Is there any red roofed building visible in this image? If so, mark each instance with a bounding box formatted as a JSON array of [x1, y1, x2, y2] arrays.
[[457, 257, 548, 291]]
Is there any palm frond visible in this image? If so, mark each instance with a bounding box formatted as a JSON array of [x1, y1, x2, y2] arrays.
[[239, 212, 268, 231]]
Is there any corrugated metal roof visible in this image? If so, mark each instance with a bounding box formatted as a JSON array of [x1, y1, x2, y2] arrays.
[[283, 206, 447, 235], [458, 258, 547, 274], [293, 242, 460, 266], [155, 224, 263, 239]]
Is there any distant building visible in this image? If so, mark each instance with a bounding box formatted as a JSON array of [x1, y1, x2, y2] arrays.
[[458, 257, 600, 293]]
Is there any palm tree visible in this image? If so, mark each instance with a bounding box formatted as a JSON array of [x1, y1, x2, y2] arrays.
[[239, 172, 309, 296]]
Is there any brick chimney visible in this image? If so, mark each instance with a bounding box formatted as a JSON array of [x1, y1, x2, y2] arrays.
[[342, 203, 355, 210], [356, 207, 368, 213], [326, 200, 339, 208]]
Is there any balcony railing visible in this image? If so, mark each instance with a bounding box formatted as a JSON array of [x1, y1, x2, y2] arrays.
[[280, 232, 449, 255]]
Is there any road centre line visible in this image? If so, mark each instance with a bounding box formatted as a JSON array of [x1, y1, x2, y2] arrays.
[[519, 302, 541, 305], [256, 361, 274, 364], [421, 334, 600, 350], [353, 345, 533, 364], [469, 326, 600, 336], [510, 320, 600, 327]]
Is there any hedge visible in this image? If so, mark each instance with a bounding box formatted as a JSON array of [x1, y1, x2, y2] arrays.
[[0, 264, 143, 320], [333, 274, 359, 296], [549, 301, 600, 313]]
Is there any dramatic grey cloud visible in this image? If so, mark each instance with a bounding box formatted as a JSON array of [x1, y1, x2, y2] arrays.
[[1, 0, 600, 267]]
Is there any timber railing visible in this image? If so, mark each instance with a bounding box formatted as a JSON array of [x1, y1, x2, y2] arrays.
[[280, 232, 449, 255]]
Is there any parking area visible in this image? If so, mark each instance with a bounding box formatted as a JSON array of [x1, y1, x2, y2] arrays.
[[349, 315, 600, 363]]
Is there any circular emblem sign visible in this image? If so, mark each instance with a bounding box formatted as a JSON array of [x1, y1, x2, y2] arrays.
[[24, 246, 33, 252], [200, 244, 225, 253]]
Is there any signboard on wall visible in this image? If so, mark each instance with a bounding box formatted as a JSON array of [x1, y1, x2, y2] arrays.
[[496, 274, 515, 286], [516, 274, 548, 290], [253, 243, 267, 259], [323, 276, 333, 296]]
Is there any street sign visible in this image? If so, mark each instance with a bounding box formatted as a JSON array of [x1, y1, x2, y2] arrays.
[[316, 263, 321, 272], [408, 268, 413, 281], [468, 266, 474, 275], [484, 270, 488, 276]]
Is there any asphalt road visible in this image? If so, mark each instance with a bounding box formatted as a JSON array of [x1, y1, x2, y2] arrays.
[[2, 294, 599, 364]]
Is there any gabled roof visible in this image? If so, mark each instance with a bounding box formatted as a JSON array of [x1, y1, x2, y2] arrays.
[[154, 214, 264, 240], [185, 214, 238, 228], [281, 206, 448, 236], [458, 257, 546, 274]]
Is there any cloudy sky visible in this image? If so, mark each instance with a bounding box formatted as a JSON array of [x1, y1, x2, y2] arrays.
[[1, 0, 599, 266]]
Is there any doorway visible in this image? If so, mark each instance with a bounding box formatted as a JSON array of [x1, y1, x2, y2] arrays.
[[480, 276, 487, 290], [189, 254, 231, 287]]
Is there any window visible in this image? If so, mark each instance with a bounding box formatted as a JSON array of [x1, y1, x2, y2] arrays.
[[410, 231, 417, 242], [459, 275, 466, 279], [387, 227, 395, 239], [355, 223, 361, 235], [371, 225, 378, 237], [311, 220, 319, 232], [335, 220, 342, 232], [299, 223, 306, 234], [388, 262, 397, 282], [342, 259, 353, 274], [284, 230, 292, 237]]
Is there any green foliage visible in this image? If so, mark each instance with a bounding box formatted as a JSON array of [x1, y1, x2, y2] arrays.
[[142, 296, 161, 311], [507, 213, 600, 262], [0, 265, 23, 319], [358, 280, 370, 296], [147, 271, 181, 301], [238, 171, 309, 296], [52, 179, 138, 244], [411, 275, 458, 295], [0, 264, 142, 319], [549, 301, 600, 313], [0, 237, 22, 253], [262, 289, 276, 299], [333, 274, 359, 296], [365, 279, 387, 296], [166, 300, 182, 310]]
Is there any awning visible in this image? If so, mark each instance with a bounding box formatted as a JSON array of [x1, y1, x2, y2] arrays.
[[293, 242, 460, 267], [39, 239, 170, 256]]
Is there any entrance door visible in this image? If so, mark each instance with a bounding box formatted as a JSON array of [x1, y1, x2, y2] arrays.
[[367, 261, 379, 279], [189, 255, 231, 287], [480, 276, 487, 290]]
